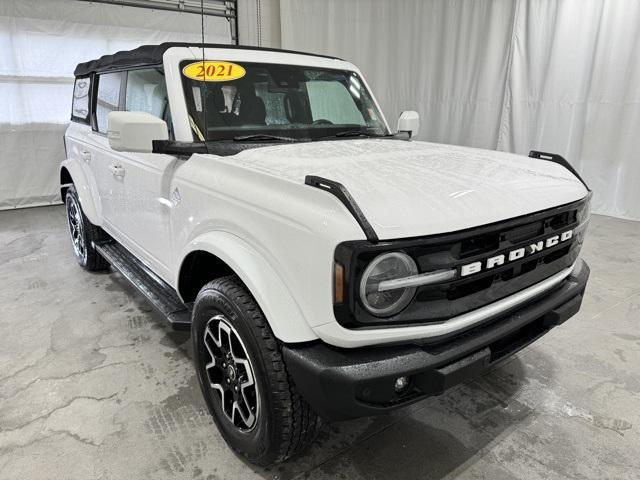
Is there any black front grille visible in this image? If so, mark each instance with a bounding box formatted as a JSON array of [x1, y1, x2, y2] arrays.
[[334, 196, 590, 328]]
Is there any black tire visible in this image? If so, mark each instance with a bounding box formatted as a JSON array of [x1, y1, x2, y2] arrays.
[[192, 275, 321, 465], [64, 185, 110, 272]]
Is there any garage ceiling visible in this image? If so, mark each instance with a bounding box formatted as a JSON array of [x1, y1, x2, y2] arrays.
[[77, 0, 236, 18], [77, 0, 238, 43]]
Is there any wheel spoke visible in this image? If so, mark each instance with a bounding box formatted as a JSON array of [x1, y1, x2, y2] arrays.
[[240, 377, 254, 391], [233, 401, 255, 428], [230, 335, 246, 362], [235, 358, 254, 388], [217, 321, 232, 352], [240, 385, 255, 418], [211, 382, 225, 405], [204, 327, 219, 363]]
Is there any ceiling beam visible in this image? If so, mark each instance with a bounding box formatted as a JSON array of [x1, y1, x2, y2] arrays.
[[77, 0, 236, 19]]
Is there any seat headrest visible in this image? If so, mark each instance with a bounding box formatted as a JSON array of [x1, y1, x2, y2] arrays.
[[206, 87, 226, 113], [284, 92, 311, 124], [239, 94, 266, 125]]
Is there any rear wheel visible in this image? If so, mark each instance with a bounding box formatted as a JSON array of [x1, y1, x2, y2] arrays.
[[65, 185, 109, 271], [192, 275, 321, 465]]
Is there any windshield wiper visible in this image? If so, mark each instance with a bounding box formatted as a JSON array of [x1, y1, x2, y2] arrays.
[[335, 130, 385, 138], [316, 130, 395, 140], [233, 134, 298, 142]]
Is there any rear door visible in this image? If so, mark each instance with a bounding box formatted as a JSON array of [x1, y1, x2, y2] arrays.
[[66, 76, 103, 217], [82, 71, 125, 230]]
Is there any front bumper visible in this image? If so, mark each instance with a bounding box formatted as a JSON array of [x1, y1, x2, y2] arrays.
[[283, 259, 589, 421]]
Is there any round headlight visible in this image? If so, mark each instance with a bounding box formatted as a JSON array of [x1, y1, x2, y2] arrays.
[[359, 252, 418, 317]]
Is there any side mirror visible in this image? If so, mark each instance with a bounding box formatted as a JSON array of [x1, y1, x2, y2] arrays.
[[107, 111, 168, 153], [397, 111, 420, 138]]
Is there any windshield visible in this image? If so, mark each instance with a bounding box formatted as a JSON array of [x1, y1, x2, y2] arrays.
[[180, 60, 388, 141]]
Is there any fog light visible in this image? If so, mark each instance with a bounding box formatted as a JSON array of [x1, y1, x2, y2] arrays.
[[394, 376, 410, 393]]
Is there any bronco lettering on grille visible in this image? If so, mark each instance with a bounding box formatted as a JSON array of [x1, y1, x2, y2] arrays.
[[460, 230, 574, 277]]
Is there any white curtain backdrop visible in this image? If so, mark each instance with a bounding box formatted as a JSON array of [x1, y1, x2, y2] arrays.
[[0, 0, 231, 209], [280, 0, 640, 220]]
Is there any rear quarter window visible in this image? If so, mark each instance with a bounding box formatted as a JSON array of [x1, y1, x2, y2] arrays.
[[71, 77, 91, 123]]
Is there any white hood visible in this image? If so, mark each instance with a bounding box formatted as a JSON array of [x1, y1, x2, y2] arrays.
[[229, 139, 588, 240]]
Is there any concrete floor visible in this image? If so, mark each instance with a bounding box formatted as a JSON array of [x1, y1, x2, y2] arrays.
[[0, 205, 638, 480]]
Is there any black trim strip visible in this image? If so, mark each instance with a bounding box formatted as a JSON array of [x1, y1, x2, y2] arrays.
[[152, 140, 208, 156], [305, 175, 379, 243], [529, 150, 590, 191]]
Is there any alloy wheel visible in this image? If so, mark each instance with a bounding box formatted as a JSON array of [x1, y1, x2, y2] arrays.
[[203, 315, 259, 432], [66, 195, 87, 262]]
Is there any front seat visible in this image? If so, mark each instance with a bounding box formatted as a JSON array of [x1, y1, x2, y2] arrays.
[[204, 87, 228, 128], [238, 93, 267, 125], [284, 91, 311, 124]]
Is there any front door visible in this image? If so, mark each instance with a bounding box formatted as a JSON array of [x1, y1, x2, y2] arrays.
[[108, 68, 179, 282], [107, 149, 179, 283]]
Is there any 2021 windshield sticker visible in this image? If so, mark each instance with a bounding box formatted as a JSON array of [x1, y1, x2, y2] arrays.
[[182, 61, 246, 82]]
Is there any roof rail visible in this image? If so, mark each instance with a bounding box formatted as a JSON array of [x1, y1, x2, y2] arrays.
[[74, 42, 342, 77]]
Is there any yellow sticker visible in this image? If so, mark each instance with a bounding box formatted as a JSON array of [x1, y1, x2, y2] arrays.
[[182, 61, 246, 82]]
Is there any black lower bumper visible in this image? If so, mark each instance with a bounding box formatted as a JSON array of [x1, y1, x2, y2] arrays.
[[283, 259, 589, 421]]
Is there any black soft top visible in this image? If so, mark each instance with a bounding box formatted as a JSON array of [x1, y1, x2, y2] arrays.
[[74, 42, 341, 77]]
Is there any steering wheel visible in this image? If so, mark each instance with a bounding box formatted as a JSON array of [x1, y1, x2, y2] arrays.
[[312, 119, 334, 125]]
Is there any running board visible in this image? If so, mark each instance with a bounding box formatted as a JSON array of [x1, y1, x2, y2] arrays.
[[94, 241, 191, 331]]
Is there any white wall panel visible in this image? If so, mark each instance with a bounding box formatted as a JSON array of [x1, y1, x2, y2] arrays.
[[0, 0, 231, 209], [237, 0, 281, 48], [281, 0, 516, 148], [497, 0, 640, 220], [280, 0, 640, 220]]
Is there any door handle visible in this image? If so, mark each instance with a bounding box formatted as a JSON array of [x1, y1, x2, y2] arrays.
[[109, 164, 125, 177], [81, 151, 91, 163]]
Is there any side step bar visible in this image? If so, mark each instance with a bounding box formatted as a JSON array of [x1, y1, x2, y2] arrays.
[[94, 241, 191, 331]]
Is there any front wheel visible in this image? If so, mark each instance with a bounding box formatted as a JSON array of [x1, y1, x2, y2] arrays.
[[192, 276, 321, 465]]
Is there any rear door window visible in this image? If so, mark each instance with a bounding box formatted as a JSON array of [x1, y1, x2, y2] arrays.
[[95, 72, 123, 134]]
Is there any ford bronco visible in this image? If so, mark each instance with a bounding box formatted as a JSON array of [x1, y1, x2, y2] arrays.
[[61, 43, 590, 465]]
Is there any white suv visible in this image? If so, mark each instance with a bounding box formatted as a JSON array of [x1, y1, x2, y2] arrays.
[[61, 43, 591, 465]]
